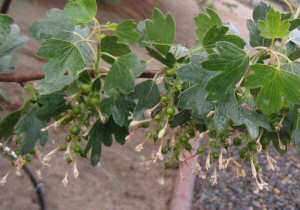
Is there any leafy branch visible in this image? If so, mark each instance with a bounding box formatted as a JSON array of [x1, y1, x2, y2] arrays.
[[1, 0, 300, 190]]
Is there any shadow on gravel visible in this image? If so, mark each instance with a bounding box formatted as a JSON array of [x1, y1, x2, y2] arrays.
[[193, 149, 300, 210]]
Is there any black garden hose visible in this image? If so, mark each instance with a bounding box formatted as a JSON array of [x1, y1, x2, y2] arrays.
[[0, 143, 47, 210], [1, 0, 12, 14]]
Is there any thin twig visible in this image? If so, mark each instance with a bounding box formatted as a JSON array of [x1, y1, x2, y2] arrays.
[[0, 68, 157, 83], [0, 70, 45, 83]]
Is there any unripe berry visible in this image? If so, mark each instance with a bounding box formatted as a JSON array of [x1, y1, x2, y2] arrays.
[[248, 142, 257, 152], [80, 84, 92, 94], [175, 83, 183, 91], [59, 143, 68, 151], [211, 151, 219, 160], [167, 107, 176, 119], [74, 143, 83, 154], [141, 122, 150, 128], [240, 149, 251, 161], [70, 125, 81, 136], [161, 96, 168, 103], [65, 156, 73, 164], [72, 106, 81, 115], [164, 160, 173, 169], [233, 138, 242, 146], [65, 135, 72, 143], [154, 114, 161, 121], [88, 95, 100, 107]]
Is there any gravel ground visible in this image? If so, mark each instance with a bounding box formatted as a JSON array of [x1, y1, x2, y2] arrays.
[[192, 149, 300, 210]]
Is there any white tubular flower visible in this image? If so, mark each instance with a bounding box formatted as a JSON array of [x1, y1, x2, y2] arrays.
[[41, 120, 61, 132], [171, 134, 176, 147], [194, 161, 206, 179], [257, 173, 269, 190], [256, 133, 263, 152], [199, 130, 209, 140], [144, 109, 153, 119], [256, 143, 262, 152], [135, 143, 144, 152], [157, 177, 165, 186], [125, 134, 131, 142], [73, 160, 79, 179], [223, 157, 232, 169], [251, 157, 268, 191], [232, 159, 245, 177], [64, 143, 72, 160], [266, 151, 277, 171], [155, 75, 165, 84], [178, 153, 185, 162], [144, 103, 161, 119], [193, 161, 201, 176], [129, 119, 151, 131], [15, 158, 25, 176], [96, 108, 107, 124], [206, 111, 215, 118], [36, 169, 42, 179], [155, 143, 164, 161], [205, 150, 211, 170], [0, 172, 9, 186], [62, 171, 69, 187], [235, 166, 246, 177], [278, 137, 286, 150], [157, 121, 168, 139], [42, 147, 59, 167], [250, 157, 257, 178]]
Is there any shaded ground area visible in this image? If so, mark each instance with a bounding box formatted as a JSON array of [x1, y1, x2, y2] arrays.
[[0, 129, 176, 210], [192, 149, 300, 210]]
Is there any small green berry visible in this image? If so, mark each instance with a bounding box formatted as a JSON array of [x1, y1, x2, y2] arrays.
[[72, 106, 81, 115], [248, 141, 257, 152], [167, 107, 175, 115], [180, 136, 188, 143], [186, 128, 195, 138], [15, 149, 21, 156], [167, 107, 176, 119], [88, 95, 100, 106], [154, 114, 161, 121], [240, 149, 251, 161], [164, 160, 173, 169], [184, 143, 192, 151], [161, 96, 168, 103], [59, 144, 68, 151], [65, 135, 72, 143], [161, 145, 170, 154], [73, 136, 81, 142], [80, 84, 92, 94], [233, 138, 242, 146], [65, 156, 73, 164], [175, 83, 183, 91], [211, 151, 219, 160], [141, 122, 150, 128], [70, 125, 81, 136], [260, 137, 269, 149], [197, 146, 206, 155], [166, 69, 176, 76], [24, 154, 33, 162], [74, 143, 83, 154]]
